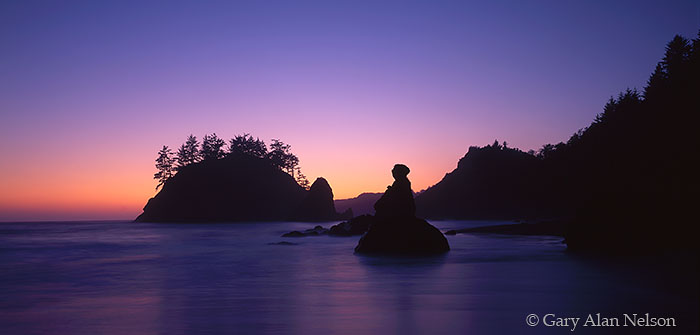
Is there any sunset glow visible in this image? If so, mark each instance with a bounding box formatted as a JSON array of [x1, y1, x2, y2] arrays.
[[1, 0, 697, 221]]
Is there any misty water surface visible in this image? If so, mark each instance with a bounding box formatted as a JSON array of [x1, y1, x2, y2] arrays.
[[0, 220, 696, 334]]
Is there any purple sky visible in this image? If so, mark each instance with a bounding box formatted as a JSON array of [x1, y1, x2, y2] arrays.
[[1, 0, 698, 221]]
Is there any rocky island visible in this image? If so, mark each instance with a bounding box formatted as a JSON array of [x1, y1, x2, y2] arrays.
[[135, 151, 350, 222]]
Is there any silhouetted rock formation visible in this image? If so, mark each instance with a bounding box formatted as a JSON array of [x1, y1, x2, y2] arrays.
[[355, 217, 450, 254], [135, 153, 343, 222], [415, 145, 543, 220], [289, 177, 351, 221], [281, 215, 374, 237], [374, 164, 416, 219], [282, 225, 328, 237], [328, 215, 373, 236], [444, 221, 565, 237], [415, 34, 699, 253], [355, 164, 450, 254], [334, 193, 383, 216], [268, 241, 298, 245]]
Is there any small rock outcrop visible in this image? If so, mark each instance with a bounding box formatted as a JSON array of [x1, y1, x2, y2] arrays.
[[328, 215, 374, 236], [281, 215, 373, 237], [355, 164, 450, 254], [289, 178, 352, 222], [282, 225, 329, 237], [444, 220, 565, 236], [268, 241, 298, 245]]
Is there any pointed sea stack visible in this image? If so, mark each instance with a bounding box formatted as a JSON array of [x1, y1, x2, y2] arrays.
[[290, 177, 351, 221]]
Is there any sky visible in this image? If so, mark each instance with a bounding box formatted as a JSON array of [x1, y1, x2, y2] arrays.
[[0, 0, 698, 221]]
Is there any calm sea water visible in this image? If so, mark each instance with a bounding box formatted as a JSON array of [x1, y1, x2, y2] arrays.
[[0, 220, 697, 334]]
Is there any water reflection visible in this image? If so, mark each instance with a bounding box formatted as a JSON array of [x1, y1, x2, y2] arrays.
[[0, 221, 697, 334]]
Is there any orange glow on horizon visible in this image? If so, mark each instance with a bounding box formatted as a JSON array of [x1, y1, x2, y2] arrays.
[[0, 103, 477, 221], [0, 139, 464, 221]]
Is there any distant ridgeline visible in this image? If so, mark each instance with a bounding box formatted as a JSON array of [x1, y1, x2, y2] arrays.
[[136, 134, 351, 222], [415, 34, 699, 252]]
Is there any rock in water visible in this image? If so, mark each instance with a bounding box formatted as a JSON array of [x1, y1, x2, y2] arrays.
[[282, 225, 329, 237], [354, 217, 449, 254], [354, 164, 449, 254], [135, 154, 348, 223], [135, 153, 307, 222], [289, 177, 352, 222], [328, 215, 374, 236]]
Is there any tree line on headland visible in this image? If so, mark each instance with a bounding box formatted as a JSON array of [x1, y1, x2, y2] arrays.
[[416, 33, 699, 252], [153, 134, 309, 190]]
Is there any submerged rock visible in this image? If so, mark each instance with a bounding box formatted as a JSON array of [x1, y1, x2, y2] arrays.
[[328, 215, 373, 236], [268, 241, 299, 245], [282, 225, 329, 237], [281, 215, 374, 237], [444, 220, 565, 237]]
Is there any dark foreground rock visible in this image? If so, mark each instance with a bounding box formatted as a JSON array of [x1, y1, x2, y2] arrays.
[[354, 164, 450, 255], [281, 215, 374, 237], [282, 225, 328, 237], [444, 220, 565, 237], [328, 215, 373, 236], [355, 217, 449, 254]]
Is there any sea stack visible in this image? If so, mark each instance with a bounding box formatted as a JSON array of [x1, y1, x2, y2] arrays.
[[354, 164, 450, 254], [289, 177, 351, 221]]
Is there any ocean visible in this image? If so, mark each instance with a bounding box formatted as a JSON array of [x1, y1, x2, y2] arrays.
[[0, 220, 697, 334]]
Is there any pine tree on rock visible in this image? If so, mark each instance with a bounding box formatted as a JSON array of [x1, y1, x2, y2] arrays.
[[176, 134, 200, 169], [154, 145, 175, 190], [268, 139, 299, 177], [229, 133, 267, 158], [201, 133, 227, 161]]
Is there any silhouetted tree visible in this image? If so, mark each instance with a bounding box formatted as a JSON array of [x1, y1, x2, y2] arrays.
[[154, 145, 175, 190], [691, 31, 700, 78], [594, 97, 617, 124], [662, 35, 691, 80], [201, 133, 226, 160], [593, 89, 641, 126], [268, 139, 299, 176], [295, 166, 310, 189], [176, 134, 200, 169], [644, 63, 667, 99], [229, 133, 267, 158], [566, 129, 585, 146], [537, 143, 555, 159]]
